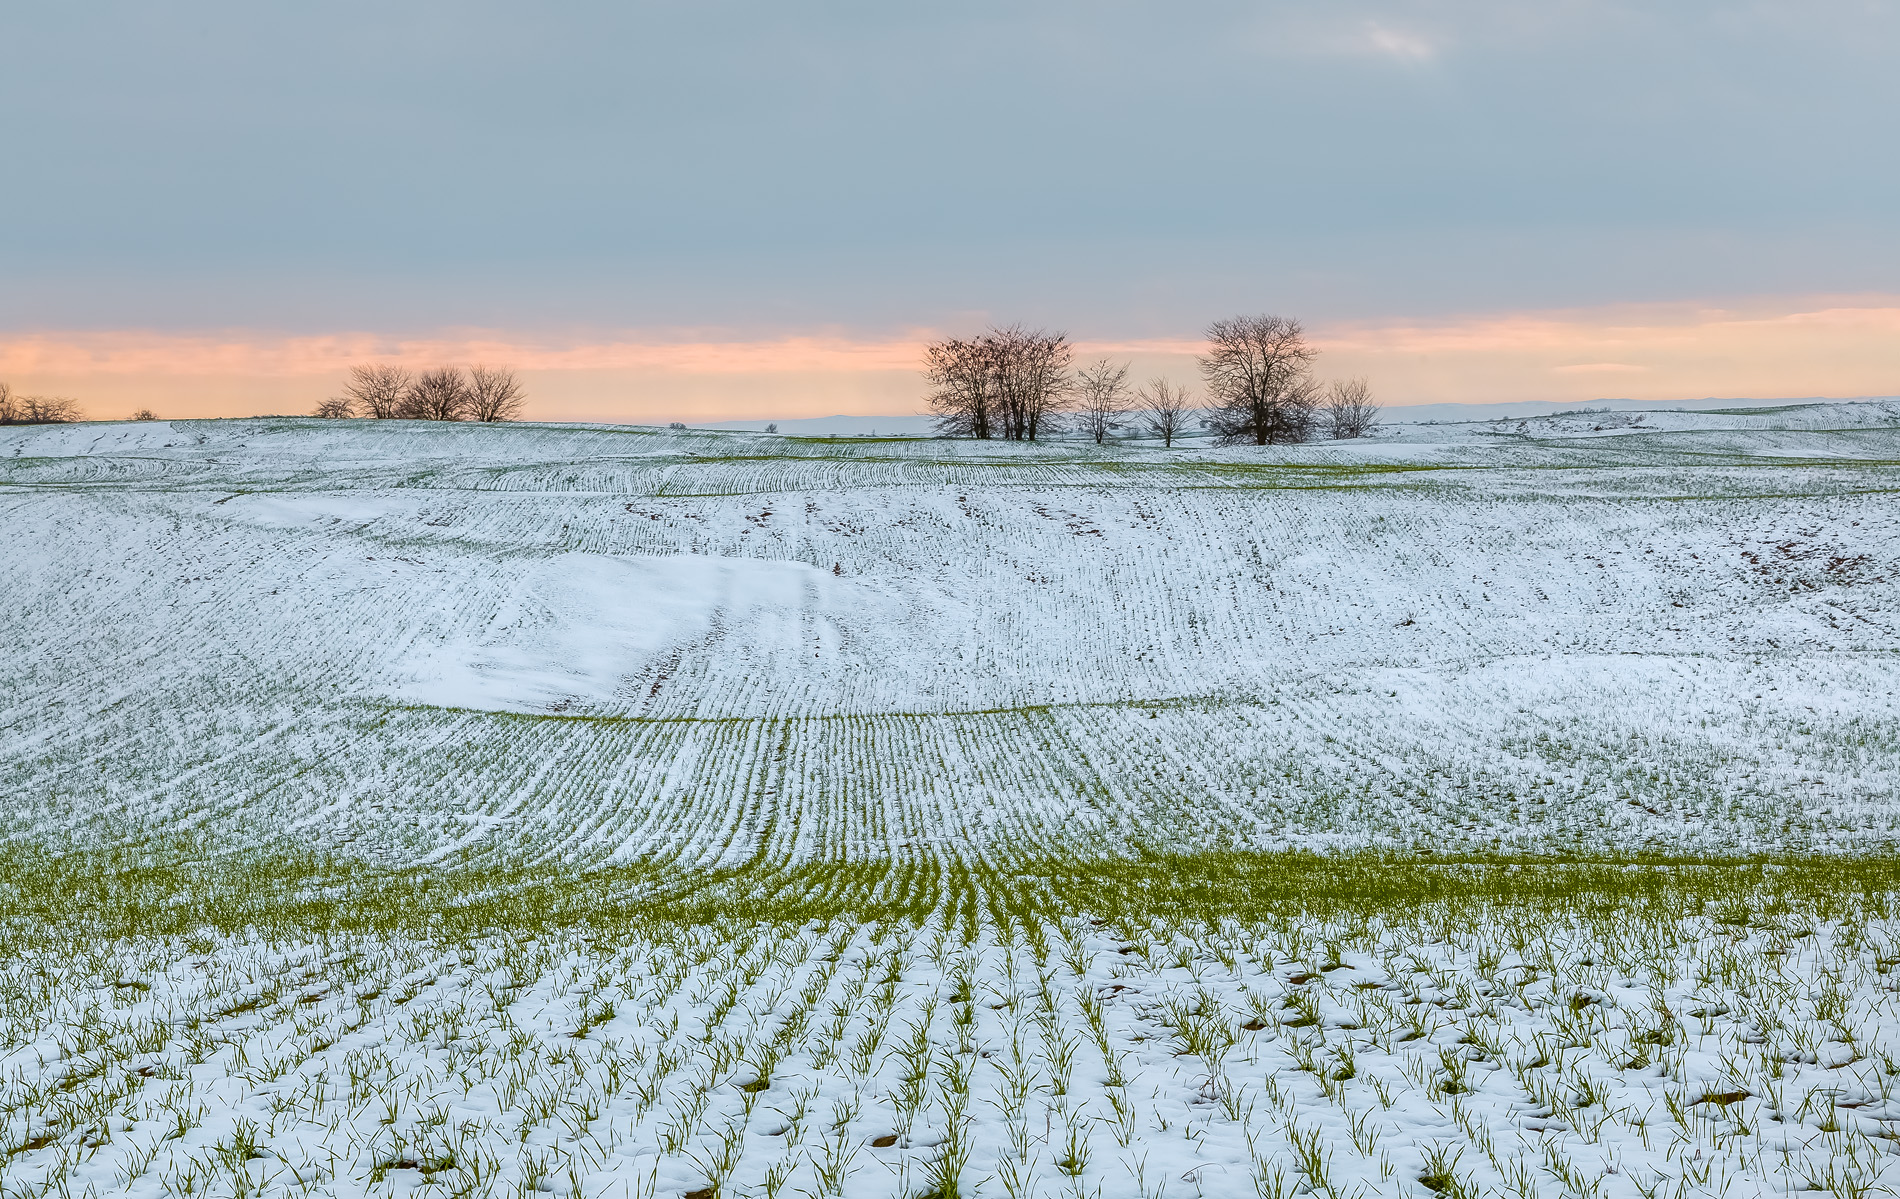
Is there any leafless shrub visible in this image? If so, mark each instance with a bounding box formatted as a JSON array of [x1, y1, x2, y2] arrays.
[[923, 325, 1071, 441], [342, 364, 414, 419], [0, 384, 84, 424], [1136, 378, 1195, 448], [1326, 377, 1381, 439], [669, 421, 687, 430], [131, 408, 158, 421], [1073, 357, 1131, 445], [1199, 314, 1319, 445], [466, 365, 526, 423], [404, 366, 471, 421], [313, 396, 356, 419]]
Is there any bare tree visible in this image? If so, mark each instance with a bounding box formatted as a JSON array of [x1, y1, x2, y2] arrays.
[[0, 386, 83, 424], [35, 395, 83, 422], [1136, 377, 1195, 447], [1325, 377, 1381, 439], [1279, 376, 1324, 443], [1198, 314, 1319, 445], [467, 365, 526, 423], [922, 325, 1071, 441], [131, 408, 158, 421], [1072, 358, 1131, 445], [342, 364, 413, 419], [313, 395, 356, 419], [48, 396, 84, 422], [992, 325, 1071, 441], [923, 336, 994, 439], [404, 366, 470, 421]]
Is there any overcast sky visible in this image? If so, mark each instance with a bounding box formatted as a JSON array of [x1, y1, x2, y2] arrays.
[[4, 2, 1897, 418]]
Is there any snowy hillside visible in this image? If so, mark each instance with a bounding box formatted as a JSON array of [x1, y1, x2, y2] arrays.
[[6, 406, 1900, 1199], [5, 405, 1899, 864]]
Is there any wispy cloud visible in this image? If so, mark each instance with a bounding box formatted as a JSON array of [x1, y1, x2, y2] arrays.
[[1361, 21, 1439, 62], [1248, 11, 1449, 62]]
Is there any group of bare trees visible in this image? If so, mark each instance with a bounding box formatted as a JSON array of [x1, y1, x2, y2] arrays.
[[316, 364, 525, 422], [1067, 359, 1201, 448], [924, 328, 1205, 446], [922, 315, 1376, 446], [1200, 314, 1378, 445], [0, 383, 83, 425], [923, 325, 1072, 441]]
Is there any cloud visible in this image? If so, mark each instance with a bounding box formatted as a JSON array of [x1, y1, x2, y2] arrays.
[[1361, 21, 1439, 62], [1257, 13, 1445, 62]]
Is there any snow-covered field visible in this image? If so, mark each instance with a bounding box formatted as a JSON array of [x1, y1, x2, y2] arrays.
[[4, 405, 1900, 1198]]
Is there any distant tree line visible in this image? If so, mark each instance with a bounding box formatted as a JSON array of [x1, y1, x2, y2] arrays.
[[922, 314, 1378, 445], [316, 364, 525, 422], [0, 383, 84, 425]]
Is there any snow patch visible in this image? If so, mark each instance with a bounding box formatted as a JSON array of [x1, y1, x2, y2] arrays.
[[389, 552, 885, 713]]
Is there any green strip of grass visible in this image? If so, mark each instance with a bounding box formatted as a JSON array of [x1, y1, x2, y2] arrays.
[[5, 842, 1895, 951]]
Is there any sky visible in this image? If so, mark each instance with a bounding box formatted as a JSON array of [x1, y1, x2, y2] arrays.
[[3, 2, 1896, 423]]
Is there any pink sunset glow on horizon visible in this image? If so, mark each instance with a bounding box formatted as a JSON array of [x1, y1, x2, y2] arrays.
[[5, 296, 1897, 425]]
